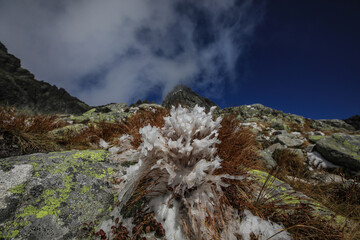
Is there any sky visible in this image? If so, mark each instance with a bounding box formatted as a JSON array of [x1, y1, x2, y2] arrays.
[[0, 0, 359, 119]]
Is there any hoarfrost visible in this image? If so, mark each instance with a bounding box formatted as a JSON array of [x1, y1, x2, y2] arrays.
[[113, 105, 292, 239]]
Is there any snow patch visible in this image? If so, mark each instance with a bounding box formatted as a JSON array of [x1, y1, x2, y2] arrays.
[[308, 151, 339, 169]]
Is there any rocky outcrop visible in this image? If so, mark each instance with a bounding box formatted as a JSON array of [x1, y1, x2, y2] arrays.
[[0, 41, 91, 115], [315, 133, 360, 171], [63, 102, 164, 123], [0, 150, 119, 239], [221, 104, 307, 129], [311, 119, 355, 132], [162, 85, 218, 110], [344, 115, 360, 131]]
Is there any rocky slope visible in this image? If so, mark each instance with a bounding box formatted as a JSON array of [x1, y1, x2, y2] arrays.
[[0, 41, 90, 115], [1, 86, 360, 239]]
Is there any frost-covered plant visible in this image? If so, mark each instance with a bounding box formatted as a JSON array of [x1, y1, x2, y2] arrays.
[[116, 105, 290, 240]]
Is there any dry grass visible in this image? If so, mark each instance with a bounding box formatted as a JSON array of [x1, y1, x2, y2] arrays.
[[272, 148, 310, 179], [57, 108, 169, 150], [216, 116, 263, 175], [287, 119, 314, 133], [117, 107, 169, 148], [0, 105, 67, 154]]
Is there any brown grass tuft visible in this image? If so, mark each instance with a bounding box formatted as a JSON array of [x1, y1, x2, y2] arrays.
[[0, 105, 67, 154], [216, 116, 262, 175], [272, 148, 309, 179]]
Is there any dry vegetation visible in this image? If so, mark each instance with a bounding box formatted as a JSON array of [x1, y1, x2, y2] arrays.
[[0, 105, 67, 155], [2, 106, 359, 239]]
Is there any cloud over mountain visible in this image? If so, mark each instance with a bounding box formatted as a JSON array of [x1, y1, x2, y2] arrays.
[[0, 0, 264, 106]]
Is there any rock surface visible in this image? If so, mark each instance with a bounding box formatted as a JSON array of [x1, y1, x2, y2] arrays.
[[315, 133, 360, 171], [0, 150, 120, 239], [162, 85, 218, 110], [0, 41, 90, 115], [344, 115, 360, 131]]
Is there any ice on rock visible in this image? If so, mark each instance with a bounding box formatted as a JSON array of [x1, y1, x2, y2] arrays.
[[308, 151, 339, 169], [99, 138, 109, 149]]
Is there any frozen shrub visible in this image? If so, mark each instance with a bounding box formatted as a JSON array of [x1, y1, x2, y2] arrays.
[[115, 105, 290, 240]]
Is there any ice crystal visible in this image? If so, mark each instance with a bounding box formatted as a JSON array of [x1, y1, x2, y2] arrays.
[[115, 105, 291, 240]]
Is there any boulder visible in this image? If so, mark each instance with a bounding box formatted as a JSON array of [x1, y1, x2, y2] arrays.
[[265, 143, 286, 155], [257, 150, 277, 169], [273, 134, 304, 148], [0, 150, 120, 239], [315, 133, 360, 171]]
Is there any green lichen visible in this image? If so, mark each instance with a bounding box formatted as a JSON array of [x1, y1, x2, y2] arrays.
[[308, 135, 326, 143], [9, 182, 27, 194], [30, 162, 38, 170], [73, 150, 108, 162], [84, 108, 96, 116], [20, 205, 38, 217], [80, 185, 91, 194], [34, 172, 40, 178]]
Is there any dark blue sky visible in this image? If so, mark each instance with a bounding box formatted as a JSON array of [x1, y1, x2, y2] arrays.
[[191, 0, 360, 119]]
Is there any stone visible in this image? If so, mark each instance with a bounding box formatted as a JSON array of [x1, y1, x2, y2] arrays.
[[273, 134, 304, 148], [0, 150, 121, 239], [315, 133, 360, 171], [305, 144, 315, 153], [270, 118, 287, 130], [258, 150, 277, 169], [265, 143, 286, 155], [308, 135, 327, 143]]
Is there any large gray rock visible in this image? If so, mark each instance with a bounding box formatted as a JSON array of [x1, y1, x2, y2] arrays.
[[315, 133, 360, 171], [0, 150, 120, 239], [0, 41, 90, 115], [273, 134, 304, 148], [162, 85, 218, 110]]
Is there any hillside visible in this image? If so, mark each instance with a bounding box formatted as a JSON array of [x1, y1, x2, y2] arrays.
[[0, 41, 90, 115], [1, 92, 360, 239], [0, 45, 359, 239]]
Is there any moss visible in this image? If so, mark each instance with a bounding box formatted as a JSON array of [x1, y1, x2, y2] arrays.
[[9, 182, 27, 194], [34, 172, 40, 178]]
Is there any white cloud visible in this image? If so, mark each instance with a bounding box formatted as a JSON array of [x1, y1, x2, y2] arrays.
[[0, 0, 264, 106]]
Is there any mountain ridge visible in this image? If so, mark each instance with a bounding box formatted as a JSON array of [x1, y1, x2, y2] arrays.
[[0, 41, 90, 115]]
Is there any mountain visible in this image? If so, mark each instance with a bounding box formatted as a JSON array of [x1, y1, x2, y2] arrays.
[[162, 85, 218, 110], [0, 41, 90, 115], [1, 49, 360, 239]]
